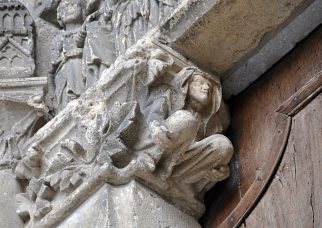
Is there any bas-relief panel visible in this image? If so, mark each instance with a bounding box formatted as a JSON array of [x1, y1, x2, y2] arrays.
[[0, 1, 46, 169], [0, 1, 235, 227]]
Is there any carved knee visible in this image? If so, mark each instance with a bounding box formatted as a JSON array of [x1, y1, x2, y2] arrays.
[[207, 134, 233, 165]]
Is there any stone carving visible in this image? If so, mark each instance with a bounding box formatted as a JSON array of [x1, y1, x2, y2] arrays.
[[0, 1, 233, 227], [36, 0, 179, 114], [111, 0, 180, 56], [35, 0, 102, 113], [0, 1, 47, 169], [0, 3, 47, 226], [14, 39, 233, 227], [0, 0, 35, 78]]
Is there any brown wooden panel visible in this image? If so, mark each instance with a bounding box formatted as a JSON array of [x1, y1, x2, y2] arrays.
[[230, 25, 322, 196], [201, 25, 322, 228], [244, 93, 322, 227]]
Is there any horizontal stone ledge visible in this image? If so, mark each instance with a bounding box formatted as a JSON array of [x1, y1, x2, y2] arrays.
[[158, 0, 321, 98], [0, 77, 47, 104]]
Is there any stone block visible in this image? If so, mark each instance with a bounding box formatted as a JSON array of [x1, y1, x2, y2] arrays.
[[57, 181, 201, 228]]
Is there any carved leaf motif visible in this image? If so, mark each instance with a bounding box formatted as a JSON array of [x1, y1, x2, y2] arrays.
[[59, 170, 74, 192], [49, 172, 61, 191], [35, 198, 52, 218], [47, 168, 86, 193], [47, 149, 75, 174]]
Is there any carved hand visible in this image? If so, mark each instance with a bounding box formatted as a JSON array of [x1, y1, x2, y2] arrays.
[[149, 121, 173, 150]]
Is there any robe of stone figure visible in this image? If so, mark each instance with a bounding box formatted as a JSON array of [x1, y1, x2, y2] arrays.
[[82, 9, 116, 89], [112, 0, 179, 56], [50, 33, 85, 112]]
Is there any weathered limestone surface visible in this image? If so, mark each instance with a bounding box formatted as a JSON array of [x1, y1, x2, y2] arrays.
[[13, 38, 233, 227], [0, 1, 234, 227], [162, 0, 312, 74], [2, 0, 319, 227], [0, 169, 24, 228], [58, 181, 201, 228], [158, 0, 322, 98]]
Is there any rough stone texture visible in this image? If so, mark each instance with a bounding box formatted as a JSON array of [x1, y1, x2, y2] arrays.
[[163, 0, 312, 74], [1, 0, 318, 227], [157, 0, 322, 99], [222, 0, 322, 98], [58, 181, 201, 228], [0, 169, 24, 228], [0, 1, 234, 227], [14, 38, 233, 227]]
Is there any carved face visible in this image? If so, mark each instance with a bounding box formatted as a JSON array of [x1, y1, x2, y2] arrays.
[[57, 0, 84, 26], [188, 74, 213, 107]]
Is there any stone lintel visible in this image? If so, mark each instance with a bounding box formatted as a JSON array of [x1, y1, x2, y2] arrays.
[[0, 77, 47, 104], [158, 0, 321, 98]]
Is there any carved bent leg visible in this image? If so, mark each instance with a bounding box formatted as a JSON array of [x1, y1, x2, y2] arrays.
[[153, 110, 200, 179], [172, 134, 233, 191]]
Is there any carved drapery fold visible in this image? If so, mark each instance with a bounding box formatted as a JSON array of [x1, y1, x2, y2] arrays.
[[14, 38, 233, 227], [0, 1, 234, 227]]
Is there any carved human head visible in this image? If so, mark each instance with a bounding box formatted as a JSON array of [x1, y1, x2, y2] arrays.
[[57, 0, 101, 27], [188, 74, 213, 107], [57, 0, 84, 26], [175, 67, 222, 118]]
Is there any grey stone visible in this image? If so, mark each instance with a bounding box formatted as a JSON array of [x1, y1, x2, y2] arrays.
[[222, 0, 322, 98], [160, 0, 312, 74], [57, 181, 201, 228], [0, 169, 24, 228], [0, 0, 35, 79], [14, 38, 233, 227]]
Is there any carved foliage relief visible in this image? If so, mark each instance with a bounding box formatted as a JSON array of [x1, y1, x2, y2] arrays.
[[0, 1, 234, 227]]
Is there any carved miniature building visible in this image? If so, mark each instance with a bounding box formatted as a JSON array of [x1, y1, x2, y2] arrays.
[[0, 0, 321, 228], [0, 0, 35, 78]]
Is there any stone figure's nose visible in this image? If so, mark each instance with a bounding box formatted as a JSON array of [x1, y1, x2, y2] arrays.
[[201, 83, 210, 92]]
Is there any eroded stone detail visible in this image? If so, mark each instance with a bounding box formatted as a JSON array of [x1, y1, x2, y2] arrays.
[[36, 0, 180, 113], [14, 39, 233, 227], [0, 1, 233, 227], [0, 1, 47, 170], [0, 0, 35, 78], [0, 3, 47, 227]]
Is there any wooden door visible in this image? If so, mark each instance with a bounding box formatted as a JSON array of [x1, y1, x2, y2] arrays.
[[201, 24, 322, 228]]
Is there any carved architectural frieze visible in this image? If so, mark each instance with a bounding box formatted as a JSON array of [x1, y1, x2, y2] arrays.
[[14, 38, 233, 227], [0, 1, 234, 227], [0, 1, 46, 170], [0, 0, 35, 78]]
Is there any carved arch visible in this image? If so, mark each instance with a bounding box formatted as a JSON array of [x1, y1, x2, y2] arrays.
[[0, 56, 10, 67], [3, 13, 12, 29], [13, 13, 23, 27], [11, 55, 22, 66]]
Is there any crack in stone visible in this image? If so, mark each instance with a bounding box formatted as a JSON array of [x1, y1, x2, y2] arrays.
[[292, 144, 297, 189], [310, 188, 315, 228]]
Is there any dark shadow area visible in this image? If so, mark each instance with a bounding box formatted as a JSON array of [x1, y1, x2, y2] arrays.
[[199, 118, 242, 227]]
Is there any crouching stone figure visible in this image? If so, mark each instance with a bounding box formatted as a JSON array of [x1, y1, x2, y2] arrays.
[[14, 45, 233, 223], [142, 66, 233, 196]]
